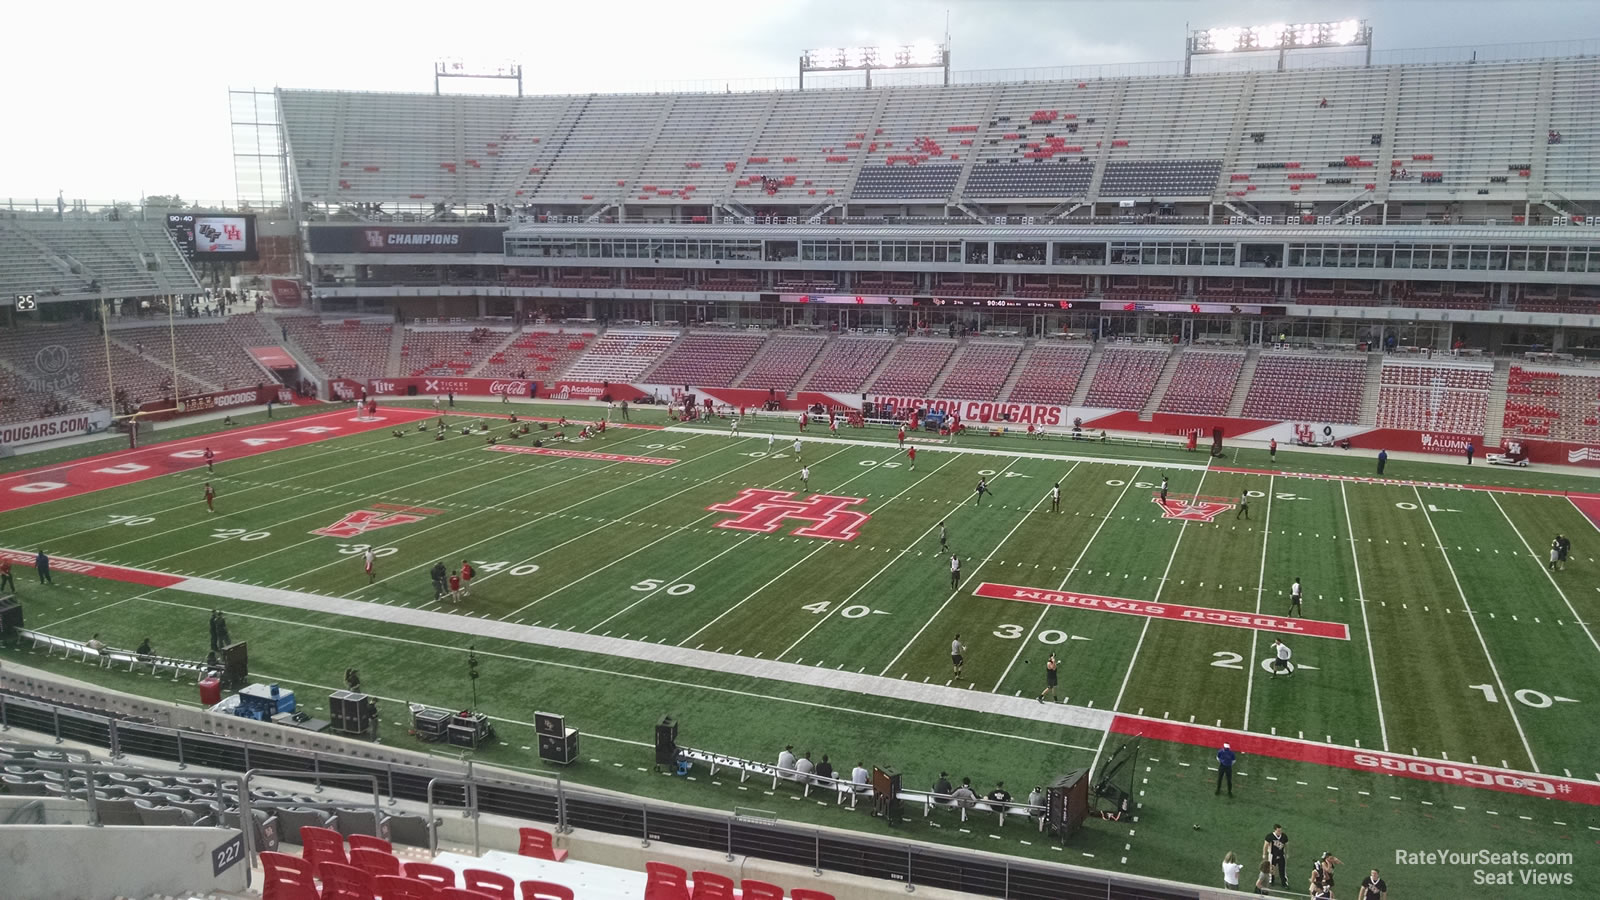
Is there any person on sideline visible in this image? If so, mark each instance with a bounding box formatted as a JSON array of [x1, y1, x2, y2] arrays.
[[1222, 851, 1243, 891]]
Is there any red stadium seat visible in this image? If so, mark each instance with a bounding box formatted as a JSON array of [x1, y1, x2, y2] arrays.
[[519, 881, 576, 900], [462, 869, 516, 900], [403, 862, 458, 887], [261, 851, 319, 900], [645, 861, 692, 900], [690, 870, 736, 900], [373, 874, 437, 900], [517, 827, 568, 862]]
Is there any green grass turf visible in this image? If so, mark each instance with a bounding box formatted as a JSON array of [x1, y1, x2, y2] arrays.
[[2, 401, 1597, 895]]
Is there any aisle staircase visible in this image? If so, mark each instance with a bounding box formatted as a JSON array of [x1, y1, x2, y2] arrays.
[[1225, 348, 1260, 417], [1359, 353, 1385, 425], [1140, 347, 1185, 420], [1482, 359, 1510, 447], [1069, 344, 1106, 407]]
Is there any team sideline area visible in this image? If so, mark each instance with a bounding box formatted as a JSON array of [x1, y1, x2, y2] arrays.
[[1, 397, 1595, 896]]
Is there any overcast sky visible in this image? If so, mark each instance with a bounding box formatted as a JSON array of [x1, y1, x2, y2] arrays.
[[5, 0, 1597, 208]]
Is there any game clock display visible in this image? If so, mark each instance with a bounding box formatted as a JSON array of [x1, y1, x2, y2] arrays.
[[166, 213, 258, 261]]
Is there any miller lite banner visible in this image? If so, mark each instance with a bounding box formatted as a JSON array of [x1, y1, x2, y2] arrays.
[[367, 377, 535, 397], [307, 225, 507, 255]]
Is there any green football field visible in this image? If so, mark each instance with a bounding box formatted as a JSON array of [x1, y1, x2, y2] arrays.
[[2, 399, 1596, 897]]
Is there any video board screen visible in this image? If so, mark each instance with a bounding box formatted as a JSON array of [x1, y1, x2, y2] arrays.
[[166, 213, 258, 261]]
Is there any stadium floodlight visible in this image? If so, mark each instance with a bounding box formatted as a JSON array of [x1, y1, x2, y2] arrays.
[[1185, 18, 1371, 73], [799, 40, 950, 88], [434, 59, 524, 97]]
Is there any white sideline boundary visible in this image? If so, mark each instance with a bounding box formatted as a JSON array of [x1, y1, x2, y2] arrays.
[[662, 425, 1212, 471], [176, 575, 1115, 735]]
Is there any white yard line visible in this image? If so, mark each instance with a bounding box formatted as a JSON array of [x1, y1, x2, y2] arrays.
[[1492, 494, 1600, 657], [679, 452, 963, 647], [1087, 463, 1213, 775], [990, 465, 1139, 692], [0, 426, 410, 538], [1412, 485, 1539, 772], [1340, 480, 1391, 751], [873, 458, 1074, 676], [1241, 475, 1274, 732], [493, 444, 858, 620], [64, 436, 502, 558]]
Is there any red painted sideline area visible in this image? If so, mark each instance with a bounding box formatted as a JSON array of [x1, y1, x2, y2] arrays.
[[1212, 465, 1600, 501], [975, 583, 1350, 640], [0, 407, 435, 513], [1566, 495, 1600, 532], [1112, 716, 1600, 807], [0, 549, 181, 589], [487, 445, 678, 466]]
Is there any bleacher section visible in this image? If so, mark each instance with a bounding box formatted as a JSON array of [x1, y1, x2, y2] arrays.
[[1242, 353, 1366, 424], [1375, 361, 1492, 435], [736, 333, 827, 391], [1158, 351, 1245, 415], [561, 331, 678, 382], [1005, 344, 1091, 404], [1083, 347, 1168, 410], [0, 322, 174, 412], [282, 318, 394, 381], [867, 339, 958, 396], [1502, 365, 1600, 444], [276, 55, 1600, 208], [400, 326, 508, 377], [114, 315, 276, 391], [1393, 60, 1542, 199], [644, 332, 768, 387], [0, 220, 197, 298], [801, 336, 894, 393], [475, 329, 594, 378], [936, 341, 1023, 401]]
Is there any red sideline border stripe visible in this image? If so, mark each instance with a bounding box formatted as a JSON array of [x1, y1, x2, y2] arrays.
[[486, 445, 678, 466], [0, 407, 436, 513], [1112, 715, 1600, 807], [0, 549, 182, 590], [975, 582, 1349, 640], [1211, 465, 1600, 501]]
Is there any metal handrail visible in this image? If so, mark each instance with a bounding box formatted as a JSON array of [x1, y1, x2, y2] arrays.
[[0, 688, 1199, 900]]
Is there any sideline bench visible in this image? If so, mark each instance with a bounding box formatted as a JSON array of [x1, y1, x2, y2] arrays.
[[21, 630, 211, 681]]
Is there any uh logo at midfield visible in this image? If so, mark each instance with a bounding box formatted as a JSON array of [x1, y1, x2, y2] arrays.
[[708, 489, 868, 541]]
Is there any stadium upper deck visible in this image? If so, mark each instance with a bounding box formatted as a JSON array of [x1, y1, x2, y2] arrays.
[[278, 54, 1600, 216]]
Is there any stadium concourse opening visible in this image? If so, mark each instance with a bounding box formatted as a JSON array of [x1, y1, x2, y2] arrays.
[[7, 22, 1600, 899]]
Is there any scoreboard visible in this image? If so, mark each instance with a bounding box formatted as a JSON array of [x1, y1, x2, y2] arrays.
[[166, 213, 258, 261]]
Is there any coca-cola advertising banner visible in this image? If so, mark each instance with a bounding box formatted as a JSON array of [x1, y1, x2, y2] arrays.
[[308, 225, 507, 255], [367, 377, 535, 397]]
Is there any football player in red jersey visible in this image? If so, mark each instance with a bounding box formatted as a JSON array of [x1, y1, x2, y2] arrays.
[[204, 482, 216, 513]]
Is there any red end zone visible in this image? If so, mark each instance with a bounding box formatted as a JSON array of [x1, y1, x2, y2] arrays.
[[0, 407, 435, 513], [487, 445, 677, 465], [1112, 715, 1600, 807], [0, 548, 182, 589], [974, 582, 1350, 640]]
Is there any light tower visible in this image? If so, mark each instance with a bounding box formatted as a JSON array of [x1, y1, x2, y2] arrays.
[[434, 59, 524, 96], [1185, 19, 1372, 74], [798, 43, 950, 89]]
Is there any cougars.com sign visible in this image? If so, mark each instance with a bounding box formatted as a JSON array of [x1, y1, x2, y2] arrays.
[[0, 410, 112, 451], [870, 395, 1065, 426], [367, 377, 533, 397]]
